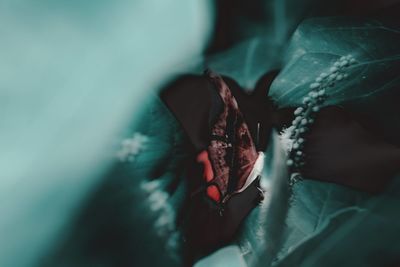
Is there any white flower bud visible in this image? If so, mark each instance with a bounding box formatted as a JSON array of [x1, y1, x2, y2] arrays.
[[309, 91, 318, 98], [340, 60, 348, 67], [310, 83, 320, 89], [312, 106, 320, 112], [294, 107, 304, 115], [303, 97, 311, 104]]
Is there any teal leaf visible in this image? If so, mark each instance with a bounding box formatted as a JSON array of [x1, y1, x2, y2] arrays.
[[269, 18, 400, 107]]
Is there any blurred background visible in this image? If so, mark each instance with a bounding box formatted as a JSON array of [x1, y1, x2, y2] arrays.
[[1, 1, 400, 267]]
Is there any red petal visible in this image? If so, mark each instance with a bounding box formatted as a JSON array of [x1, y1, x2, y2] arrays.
[[196, 150, 214, 182], [206, 185, 221, 202]]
